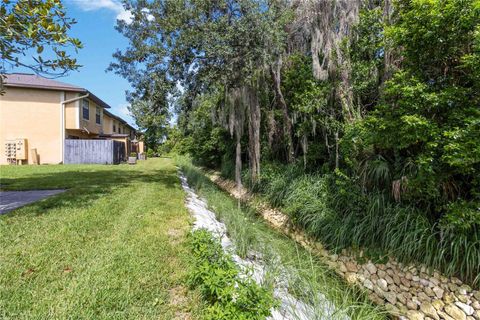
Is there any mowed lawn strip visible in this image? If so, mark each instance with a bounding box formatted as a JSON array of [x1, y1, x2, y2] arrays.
[[0, 158, 201, 319]]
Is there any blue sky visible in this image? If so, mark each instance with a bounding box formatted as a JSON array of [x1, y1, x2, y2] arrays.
[[10, 0, 136, 126]]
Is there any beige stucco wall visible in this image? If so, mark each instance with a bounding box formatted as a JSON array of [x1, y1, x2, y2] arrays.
[[80, 98, 103, 134], [103, 114, 114, 134], [65, 92, 80, 129], [0, 87, 63, 164]]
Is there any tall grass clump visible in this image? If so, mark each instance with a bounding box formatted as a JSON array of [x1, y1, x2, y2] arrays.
[[252, 163, 480, 287], [177, 156, 387, 320]]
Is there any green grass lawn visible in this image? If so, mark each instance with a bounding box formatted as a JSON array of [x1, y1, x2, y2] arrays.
[[0, 158, 201, 319]]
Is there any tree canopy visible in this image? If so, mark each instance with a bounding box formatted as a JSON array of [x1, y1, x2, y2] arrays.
[[0, 0, 82, 92], [111, 0, 480, 285]]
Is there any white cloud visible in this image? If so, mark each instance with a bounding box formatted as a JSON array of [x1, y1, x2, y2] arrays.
[[117, 104, 131, 117], [70, 0, 132, 23], [141, 8, 154, 22], [110, 104, 136, 127]]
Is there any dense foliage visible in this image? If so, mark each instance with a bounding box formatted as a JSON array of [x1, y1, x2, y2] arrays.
[[114, 0, 480, 285], [188, 229, 276, 319]]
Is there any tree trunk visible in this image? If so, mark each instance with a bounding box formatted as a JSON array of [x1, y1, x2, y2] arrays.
[[301, 134, 307, 169], [270, 57, 294, 163], [235, 135, 242, 191], [382, 0, 394, 83], [247, 87, 261, 183]]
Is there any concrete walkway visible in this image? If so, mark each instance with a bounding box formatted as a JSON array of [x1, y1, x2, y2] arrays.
[[0, 190, 66, 214]]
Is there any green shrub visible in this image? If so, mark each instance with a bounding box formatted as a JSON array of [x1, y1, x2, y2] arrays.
[[146, 149, 155, 158], [251, 163, 480, 286], [188, 229, 276, 319]]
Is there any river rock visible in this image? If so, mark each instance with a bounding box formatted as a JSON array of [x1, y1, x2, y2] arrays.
[[363, 278, 374, 290], [437, 310, 455, 320], [471, 301, 480, 310], [418, 291, 431, 302], [433, 287, 444, 299], [474, 291, 480, 301], [363, 269, 370, 279], [401, 285, 411, 292], [420, 302, 440, 320], [384, 291, 397, 304], [397, 293, 407, 305], [445, 304, 467, 320], [385, 303, 400, 316], [474, 310, 480, 320], [346, 261, 358, 272], [458, 294, 469, 304], [432, 299, 444, 311], [458, 287, 468, 296], [425, 287, 435, 297], [420, 278, 431, 287], [430, 277, 440, 286], [461, 285, 472, 293], [357, 274, 366, 283], [444, 292, 457, 304], [378, 269, 387, 278], [369, 293, 384, 305], [393, 274, 401, 286], [406, 310, 425, 320], [390, 284, 400, 293], [402, 278, 412, 287], [385, 275, 394, 285], [407, 299, 419, 310], [398, 303, 409, 315], [365, 262, 377, 275], [455, 302, 474, 316], [339, 262, 347, 273], [377, 279, 389, 292], [374, 285, 385, 297], [450, 283, 459, 291]]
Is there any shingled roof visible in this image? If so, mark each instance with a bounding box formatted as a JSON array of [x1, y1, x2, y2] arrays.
[[4, 73, 84, 92], [3, 73, 111, 109]]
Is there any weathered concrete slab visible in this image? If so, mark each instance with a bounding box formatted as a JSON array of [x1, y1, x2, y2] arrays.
[[0, 190, 66, 214]]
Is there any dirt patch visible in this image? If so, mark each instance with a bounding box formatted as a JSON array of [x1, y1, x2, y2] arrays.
[[167, 228, 184, 245], [168, 286, 191, 320]]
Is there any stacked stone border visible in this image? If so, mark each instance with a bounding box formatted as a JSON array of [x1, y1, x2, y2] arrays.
[[206, 171, 480, 320]]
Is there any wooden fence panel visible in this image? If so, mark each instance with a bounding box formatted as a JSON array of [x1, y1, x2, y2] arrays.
[[64, 139, 123, 164]]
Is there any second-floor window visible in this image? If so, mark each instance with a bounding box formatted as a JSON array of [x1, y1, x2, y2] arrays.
[[82, 100, 89, 120], [96, 107, 101, 124], [113, 123, 116, 132]]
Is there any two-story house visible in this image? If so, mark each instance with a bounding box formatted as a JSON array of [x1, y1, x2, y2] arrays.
[[0, 73, 136, 165], [101, 109, 136, 157]]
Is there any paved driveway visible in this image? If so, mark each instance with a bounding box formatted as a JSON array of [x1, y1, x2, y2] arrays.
[[0, 190, 66, 214]]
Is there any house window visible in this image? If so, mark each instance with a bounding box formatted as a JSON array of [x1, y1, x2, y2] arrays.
[[96, 107, 101, 124], [82, 100, 89, 120], [113, 123, 116, 132]]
